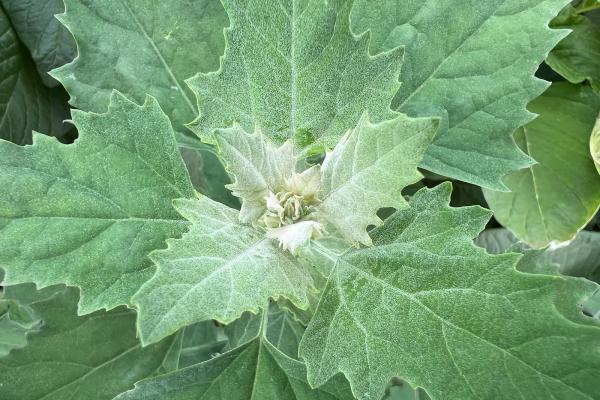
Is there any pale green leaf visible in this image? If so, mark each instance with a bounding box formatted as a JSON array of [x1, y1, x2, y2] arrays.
[[51, 0, 228, 133], [187, 0, 402, 152], [0, 0, 76, 87], [0, 285, 177, 400], [133, 195, 313, 345], [115, 309, 354, 400], [484, 83, 600, 248], [213, 125, 296, 223], [0, 7, 71, 145], [0, 91, 194, 313], [300, 183, 600, 400], [592, 113, 600, 174], [351, 0, 570, 189], [319, 113, 437, 245]]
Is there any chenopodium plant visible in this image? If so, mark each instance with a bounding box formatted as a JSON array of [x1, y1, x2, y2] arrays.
[[2, 0, 600, 400]]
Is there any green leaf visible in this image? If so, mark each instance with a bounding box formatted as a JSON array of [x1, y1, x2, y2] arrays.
[[0, 287, 43, 357], [478, 228, 600, 284], [0, 91, 194, 313], [0, 0, 76, 87], [178, 321, 228, 368], [0, 6, 71, 145], [318, 113, 437, 245], [300, 183, 600, 400], [133, 195, 314, 345], [351, 0, 570, 189], [180, 143, 238, 209], [187, 0, 403, 152], [546, 6, 600, 92], [484, 83, 600, 248], [51, 0, 228, 133], [115, 309, 354, 400], [592, 113, 600, 174], [0, 285, 177, 400]]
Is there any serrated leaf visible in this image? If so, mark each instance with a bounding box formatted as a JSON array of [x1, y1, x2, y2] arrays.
[[214, 125, 296, 223], [478, 228, 600, 285], [0, 0, 76, 87], [0, 7, 71, 145], [133, 195, 313, 345], [547, 6, 600, 93], [484, 83, 600, 248], [318, 113, 437, 245], [187, 0, 402, 152], [0, 91, 194, 313], [351, 0, 570, 189], [51, 0, 228, 134], [300, 183, 600, 400], [0, 285, 177, 400], [115, 308, 354, 400]]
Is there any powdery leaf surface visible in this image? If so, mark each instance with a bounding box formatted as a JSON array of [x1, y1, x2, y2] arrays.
[[0, 91, 194, 313], [300, 183, 600, 400]]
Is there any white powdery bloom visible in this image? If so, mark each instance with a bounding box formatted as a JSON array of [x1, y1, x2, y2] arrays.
[[266, 220, 325, 254]]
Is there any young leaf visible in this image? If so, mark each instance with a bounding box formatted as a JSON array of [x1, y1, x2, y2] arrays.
[[318, 113, 437, 245], [547, 6, 600, 93], [0, 285, 178, 400], [0, 0, 76, 87], [484, 83, 600, 248], [214, 125, 296, 223], [300, 183, 600, 400], [0, 91, 194, 314], [133, 195, 313, 345], [351, 0, 570, 189], [187, 0, 403, 152], [115, 309, 354, 400], [51, 0, 228, 133], [0, 7, 71, 144]]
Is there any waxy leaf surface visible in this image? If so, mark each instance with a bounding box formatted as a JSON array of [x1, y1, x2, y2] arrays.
[[0, 7, 71, 144], [300, 183, 600, 400], [547, 6, 600, 93], [351, 0, 570, 189], [1, 0, 76, 87], [0, 92, 194, 313], [484, 83, 600, 248]]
